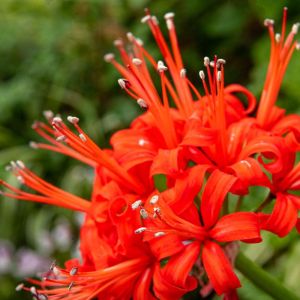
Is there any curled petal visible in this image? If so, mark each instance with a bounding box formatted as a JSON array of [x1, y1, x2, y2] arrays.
[[133, 267, 156, 300], [201, 170, 236, 228], [265, 193, 298, 237], [202, 241, 241, 295], [210, 212, 261, 243], [153, 242, 199, 299], [227, 158, 270, 195]]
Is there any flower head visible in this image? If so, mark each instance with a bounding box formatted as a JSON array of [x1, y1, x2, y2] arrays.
[[1, 7, 300, 300]]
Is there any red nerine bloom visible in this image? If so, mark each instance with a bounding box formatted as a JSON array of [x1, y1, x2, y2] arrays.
[[1, 7, 299, 300]]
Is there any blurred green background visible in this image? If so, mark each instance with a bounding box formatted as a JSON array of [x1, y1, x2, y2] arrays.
[[0, 0, 300, 299]]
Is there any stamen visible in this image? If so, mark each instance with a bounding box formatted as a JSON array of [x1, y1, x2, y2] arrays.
[[67, 116, 79, 124], [154, 231, 166, 237], [131, 199, 143, 210], [217, 71, 222, 82], [16, 160, 25, 169], [140, 208, 148, 219], [52, 117, 62, 124], [137, 98, 148, 109], [134, 227, 147, 234], [199, 70, 205, 80], [292, 23, 300, 35], [79, 133, 86, 142], [113, 39, 123, 47], [204, 56, 210, 67], [104, 53, 115, 63], [275, 33, 281, 43], [69, 267, 78, 276], [141, 15, 151, 23], [150, 194, 159, 205], [30, 286, 38, 296], [296, 42, 300, 50], [132, 58, 143, 66], [15, 283, 24, 292], [157, 60, 168, 72], [29, 141, 39, 149], [180, 68, 186, 78], [56, 135, 66, 142], [118, 78, 129, 89], [264, 18, 274, 27], [126, 32, 134, 42], [43, 110, 54, 121]]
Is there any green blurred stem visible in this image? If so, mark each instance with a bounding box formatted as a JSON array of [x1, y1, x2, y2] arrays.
[[236, 253, 300, 300], [254, 192, 273, 212]]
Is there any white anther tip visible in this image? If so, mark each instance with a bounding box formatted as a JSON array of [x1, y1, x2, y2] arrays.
[[150, 195, 159, 205], [140, 208, 148, 219], [79, 133, 86, 142], [296, 42, 300, 50], [164, 12, 175, 19], [104, 53, 115, 63], [292, 23, 300, 35], [118, 78, 128, 89], [217, 71, 222, 81], [56, 135, 66, 142], [141, 15, 151, 23], [29, 141, 39, 149], [16, 160, 25, 169], [15, 283, 24, 292], [52, 117, 63, 124], [157, 60, 168, 72], [69, 267, 78, 276], [154, 231, 166, 237], [137, 98, 148, 109], [30, 286, 37, 295], [67, 116, 79, 124], [275, 33, 281, 43], [204, 56, 210, 66], [199, 70, 205, 80], [131, 199, 143, 210], [134, 227, 147, 234], [180, 68, 186, 78], [264, 19, 274, 27], [43, 110, 54, 121], [132, 58, 143, 66], [113, 39, 123, 47]]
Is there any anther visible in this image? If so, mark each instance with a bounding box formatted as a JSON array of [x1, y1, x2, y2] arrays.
[[217, 71, 222, 82], [199, 70, 205, 80], [296, 42, 300, 50], [292, 23, 300, 35], [52, 266, 60, 276], [141, 15, 151, 23], [126, 32, 134, 42], [153, 207, 161, 214], [264, 19, 274, 27], [180, 68, 186, 78], [136, 38, 144, 46], [151, 16, 159, 25], [79, 133, 86, 142], [275, 33, 281, 43], [131, 199, 143, 210], [68, 282, 74, 291], [137, 98, 148, 109], [56, 135, 66, 142], [150, 194, 159, 205], [16, 160, 25, 169], [67, 116, 79, 124], [29, 141, 39, 149], [43, 110, 54, 121], [157, 60, 168, 72], [217, 58, 226, 65], [134, 227, 147, 234], [140, 208, 148, 219], [204, 56, 210, 66], [52, 117, 63, 124], [209, 61, 215, 68], [154, 231, 166, 237], [104, 53, 115, 63], [30, 286, 37, 296], [69, 267, 78, 276], [17, 176, 24, 184], [118, 78, 130, 89], [113, 39, 123, 47], [15, 283, 24, 292], [132, 58, 143, 66]]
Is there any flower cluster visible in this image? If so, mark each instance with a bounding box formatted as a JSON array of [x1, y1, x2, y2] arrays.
[[1, 7, 300, 300]]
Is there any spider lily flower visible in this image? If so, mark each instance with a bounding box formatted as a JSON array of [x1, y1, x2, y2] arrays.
[[1, 7, 299, 300], [137, 169, 261, 296]]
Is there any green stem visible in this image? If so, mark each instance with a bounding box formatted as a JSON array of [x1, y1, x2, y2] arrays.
[[236, 253, 300, 300], [254, 192, 273, 212]]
